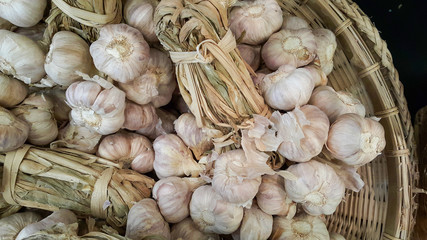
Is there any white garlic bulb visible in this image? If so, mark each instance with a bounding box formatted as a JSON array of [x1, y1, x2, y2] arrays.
[[0, 106, 29, 152], [126, 198, 171, 240], [271, 105, 329, 162], [0, 212, 42, 239], [171, 218, 220, 240], [45, 31, 95, 86], [153, 177, 205, 223], [153, 134, 203, 179], [256, 174, 296, 217], [0, 30, 45, 84], [237, 44, 261, 71], [231, 203, 273, 240], [271, 213, 329, 240], [0, 73, 27, 107], [309, 86, 365, 123], [118, 48, 176, 107], [90, 24, 150, 83], [97, 132, 154, 173], [124, 0, 158, 43], [0, 0, 46, 27], [313, 28, 337, 75], [326, 113, 386, 166], [66, 80, 126, 135], [51, 123, 101, 154], [284, 160, 345, 216], [123, 102, 159, 131], [229, 0, 283, 45], [282, 15, 310, 30], [330, 232, 346, 240], [262, 28, 317, 70], [190, 185, 244, 234]]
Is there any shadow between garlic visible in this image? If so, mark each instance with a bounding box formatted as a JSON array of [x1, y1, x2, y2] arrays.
[[171, 217, 220, 240], [0, 106, 29, 152], [271, 213, 329, 240]]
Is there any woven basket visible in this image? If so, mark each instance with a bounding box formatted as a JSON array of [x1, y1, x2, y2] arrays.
[[275, 0, 417, 239]]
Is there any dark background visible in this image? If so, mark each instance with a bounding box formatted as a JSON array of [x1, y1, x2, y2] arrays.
[[355, 0, 427, 121]]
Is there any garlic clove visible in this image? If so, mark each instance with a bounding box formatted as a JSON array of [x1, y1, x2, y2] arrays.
[[123, 101, 159, 131], [312, 28, 337, 76], [231, 202, 273, 240], [51, 122, 102, 154], [271, 213, 330, 240], [124, 0, 159, 43], [171, 217, 220, 240], [0, 73, 27, 107], [0, 106, 29, 152], [237, 44, 261, 72], [282, 15, 310, 30], [0, 0, 46, 27]]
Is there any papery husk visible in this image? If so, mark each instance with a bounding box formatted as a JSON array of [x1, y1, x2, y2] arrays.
[[0, 145, 155, 228], [0, 166, 22, 218]]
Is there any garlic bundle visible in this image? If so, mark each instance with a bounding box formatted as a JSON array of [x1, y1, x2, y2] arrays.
[[123, 101, 158, 131], [51, 123, 101, 153], [152, 177, 205, 223], [309, 86, 366, 123], [0, 212, 42, 239], [97, 132, 154, 173], [326, 113, 386, 166], [229, 0, 283, 45], [0, 73, 27, 107], [45, 31, 95, 86], [237, 44, 261, 71], [262, 28, 317, 70], [12, 93, 58, 146], [282, 15, 310, 30], [118, 48, 176, 107], [66, 80, 126, 135], [256, 174, 296, 217], [0, 106, 29, 152], [271, 105, 329, 162], [271, 213, 329, 240], [232, 203, 273, 240], [153, 134, 203, 179], [137, 108, 177, 140], [171, 218, 220, 240], [190, 185, 244, 234], [284, 160, 345, 216], [90, 24, 150, 83], [126, 198, 171, 240], [0, 30, 45, 84], [0, 0, 46, 27], [330, 232, 346, 240], [43, 88, 71, 123], [312, 28, 337, 75], [124, 0, 159, 43]]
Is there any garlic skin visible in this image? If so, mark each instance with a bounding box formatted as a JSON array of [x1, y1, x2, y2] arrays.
[[152, 177, 205, 223], [0, 30, 45, 84], [326, 113, 386, 166], [0, 73, 27, 107], [124, 0, 158, 43], [171, 218, 220, 240], [12, 93, 58, 146], [126, 198, 171, 240], [51, 123, 102, 154], [119, 48, 176, 107], [0, 212, 42, 239], [232, 203, 273, 240], [262, 28, 317, 70], [137, 108, 177, 140], [309, 86, 366, 123], [284, 160, 345, 216], [312, 28, 337, 75], [282, 16, 310, 30], [0, 0, 46, 27], [229, 0, 282, 45], [97, 132, 154, 173], [256, 174, 296, 218], [330, 232, 346, 240], [190, 185, 244, 234], [66, 80, 126, 135], [0, 106, 29, 152], [123, 102, 159, 131], [153, 134, 203, 179], [45, 31, 95, 86], [237, 44, 261, 71], [271, 213, 329, 240], [90, 24, 150, 83]]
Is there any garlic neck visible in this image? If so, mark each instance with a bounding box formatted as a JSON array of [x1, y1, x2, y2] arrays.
[[304, 191, 326, 206], [106, 36, 134, 60], [292, 220, 313, 237], [360, 133, 380, 153], [0, 57, 16, 76], [282, 37, 303, 53], [79, 108, 102, 128]]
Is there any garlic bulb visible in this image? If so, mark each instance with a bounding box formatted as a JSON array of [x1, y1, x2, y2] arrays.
[[190, 185, 244, 234], [0, 106, 29, 152], [232, 203, 273, 240], [66, 80, 126, 135], [256, 174, 296, 217], [284, 160, 345, 216], [153, 134, 203, 179], [12, 93, 58, 146], [330, 232, 346, 240], [51, 123, 102, 153], [282, 15, 310, 30], [0, 73, 27, 107], [237, 44, 261, 71], [309, 86, 365, 123], [0, 0, 46, 27], [326, 113, 386, 166], [118, 48, 176, 107], [90, 24, 150, 83], [45, 31, 95, 86], [229, 0, 282, 45], [137, 108, 177, 140], [153, 177, 205, 223], [16, 210, 77, 240], [43, 88, 71, 123], [126, 198, 171, 240], [156, 108, 177, 133], [312, 28, 337, 75], [271, 105, 329, 162], [123, 102, 159, 131], [271, 213, 329, 240], [124, 0, 159, 43], [171, 218, 220, 240], [262, 28, 317, 70], [0, 212, 42, 239], [97, 132, 154, 173], [0, 30, 45, 84]]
